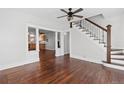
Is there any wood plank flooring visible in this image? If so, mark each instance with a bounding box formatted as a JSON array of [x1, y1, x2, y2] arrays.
[[39, 49, 55, 61], [0, 50, 124, 84]]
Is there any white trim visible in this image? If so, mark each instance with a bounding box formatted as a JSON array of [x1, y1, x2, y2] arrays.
[[70, 54, 124, 71], [26, 24, 40, 65], [70, 54, 102, 64], [26, 23, 62, 32], [111, 59, 124, 65], [45, 48, 55, 51], [27, 25, 66, 58], [103, 63, 124, 71], [70, 53, 124, 71], [55, 32, 65, 57], [60, 32, 64, 56], [0, 59, 39, 70], [26, 23, 64, 61], [112, 55, 124, 59], [64, 52, 70, 55]]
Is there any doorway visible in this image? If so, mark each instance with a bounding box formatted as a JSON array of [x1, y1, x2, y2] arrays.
[[39, 33, 46, 50], [64, 32, 70, 55], [28, 27, 36, 51], [39, 29, 55, 61]]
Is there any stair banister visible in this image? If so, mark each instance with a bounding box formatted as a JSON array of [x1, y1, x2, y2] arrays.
[[85, 18, 107, 32], [84, 18, 112, 63]]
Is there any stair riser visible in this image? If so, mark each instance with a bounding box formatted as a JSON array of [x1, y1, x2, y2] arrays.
[[111, 51, 123, 54], [111, 55, 124, 59], [111, 60, 124, 65]]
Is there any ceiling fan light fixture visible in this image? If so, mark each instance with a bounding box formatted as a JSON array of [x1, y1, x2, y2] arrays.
[[67, 16, 73, 21], [58, 8, 83, 28]]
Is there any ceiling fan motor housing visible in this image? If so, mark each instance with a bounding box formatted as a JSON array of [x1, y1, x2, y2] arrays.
[[68, 12, 73, 17], [69, 8, 72, 11]]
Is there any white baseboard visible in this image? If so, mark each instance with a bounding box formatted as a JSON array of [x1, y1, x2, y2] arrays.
[[1, 53, 124, 71], [112, 55, 124, 59], [103, 63, 124, 71], [45, 48, 55, 51], [64, 52, 69, 55], [70, 54, 124, 71], [70, 54, 102, 64], [111, 59, 124, 65], [0, 58, 39, 70]]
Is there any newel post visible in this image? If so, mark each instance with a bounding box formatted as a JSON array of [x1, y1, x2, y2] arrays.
[[106, 25, 112, 63]]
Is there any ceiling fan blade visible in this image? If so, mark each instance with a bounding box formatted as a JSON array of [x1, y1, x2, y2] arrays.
[[57, 15, 68, 18], [73, 8, 83, 14], [60, 9, 68, 14], [73, 15, 83, 18]]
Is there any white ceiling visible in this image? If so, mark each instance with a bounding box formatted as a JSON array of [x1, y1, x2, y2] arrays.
[[12, 8, 124, 30]]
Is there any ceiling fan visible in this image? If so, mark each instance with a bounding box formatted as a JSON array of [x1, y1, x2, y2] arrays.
[[57, 8, 83, 28]]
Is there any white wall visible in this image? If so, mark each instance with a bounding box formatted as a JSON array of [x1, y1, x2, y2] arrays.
[[89, 13, 124, 49], [0, 9, 60, 70], [70, 27, 106, 63], [105, 14, 124, 49], [88, 14, 104, 26]]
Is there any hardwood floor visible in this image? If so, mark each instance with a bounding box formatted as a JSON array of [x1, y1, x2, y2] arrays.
[[39, 49, 55, 61], [0, 50, 124, 84]]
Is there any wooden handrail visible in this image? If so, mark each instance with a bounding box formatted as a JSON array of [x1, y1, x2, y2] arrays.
[[85, 18, 107, 32]]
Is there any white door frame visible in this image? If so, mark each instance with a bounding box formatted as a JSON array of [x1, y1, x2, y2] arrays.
[[26, 24, 65, 62], [26, 24, 39, 62]]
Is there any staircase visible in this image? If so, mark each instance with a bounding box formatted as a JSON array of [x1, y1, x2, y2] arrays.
[[72, 18, 124, 70], [111, 49, 124, 65]]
